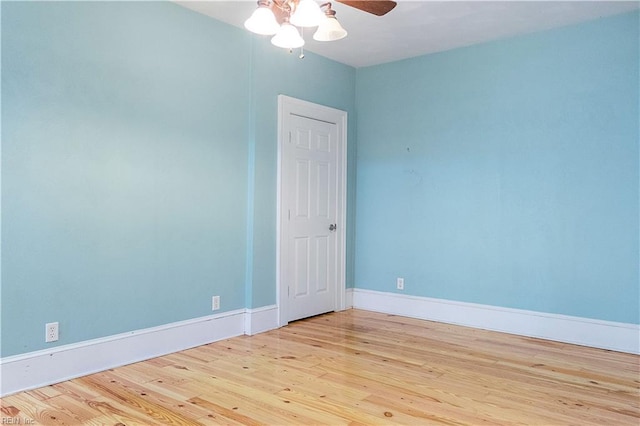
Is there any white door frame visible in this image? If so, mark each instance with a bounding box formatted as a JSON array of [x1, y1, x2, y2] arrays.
[[276, 95, 347, 327]]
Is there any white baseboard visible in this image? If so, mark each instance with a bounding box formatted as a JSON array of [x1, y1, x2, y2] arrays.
[[0, 307, 279, 397], [352, 289, 640, 355], [3, 295, 637, 396], [345, 287, 354, 308], [244, 305, 279, 335]]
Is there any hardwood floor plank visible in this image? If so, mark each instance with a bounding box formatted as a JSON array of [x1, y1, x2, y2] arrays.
[[76, 374, 205, 425], [2, 392, 80, 425], [2, 309, 638, 425]]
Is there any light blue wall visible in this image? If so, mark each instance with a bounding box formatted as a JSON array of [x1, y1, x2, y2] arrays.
[[355, 11, 639, 324], [3, 1, 636, 360], [1, 1, 355, 357], [1, 1, 251, 356]]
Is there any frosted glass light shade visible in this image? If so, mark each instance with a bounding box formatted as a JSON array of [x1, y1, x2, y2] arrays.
[[244, 6, 280, 35], [290, 0, 323, 27], [313, 16, 347, 41], [271, 22, 305, 48]]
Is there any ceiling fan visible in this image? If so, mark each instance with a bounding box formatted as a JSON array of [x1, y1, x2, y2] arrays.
[[337, 1, 397, 17], [244, 0, 396, 52]]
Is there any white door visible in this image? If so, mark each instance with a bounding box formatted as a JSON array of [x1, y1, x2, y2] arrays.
[[278, 96, 347, 325]]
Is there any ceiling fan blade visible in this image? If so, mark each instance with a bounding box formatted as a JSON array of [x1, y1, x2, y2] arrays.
[[336, 1, 397, 16]]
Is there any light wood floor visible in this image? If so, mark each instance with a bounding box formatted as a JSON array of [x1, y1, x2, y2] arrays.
[[2, 309, 639, 425]]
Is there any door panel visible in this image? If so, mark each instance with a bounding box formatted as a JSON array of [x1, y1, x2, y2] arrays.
[[316, 162, 330, 218], [315, 236, 329, 292], [285, 114, 338, 321], [293, 236, 310, 297], [278, 96, 347, 327], [295, 160, 310, 218]]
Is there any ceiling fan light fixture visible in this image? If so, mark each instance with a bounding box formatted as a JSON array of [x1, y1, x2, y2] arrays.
[[271, 20, 305, 49], [313, 14, 347, 41], [290, 0, 324, 27], [245, 0, 365, 56], [244, 1, 280, 35]]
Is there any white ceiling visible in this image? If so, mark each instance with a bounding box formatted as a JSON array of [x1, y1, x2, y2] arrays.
[[176, 1, 640, 68]]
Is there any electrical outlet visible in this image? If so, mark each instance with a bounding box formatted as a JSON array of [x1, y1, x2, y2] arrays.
[[396, 277, 404, 290], [45, 322, 59, 343], [212, 296, 220, 311]]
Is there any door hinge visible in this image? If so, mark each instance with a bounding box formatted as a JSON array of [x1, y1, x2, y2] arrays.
[[288, 286, 290, 297], [288, 209, 291, 221], [289, 131, 292, 143]]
